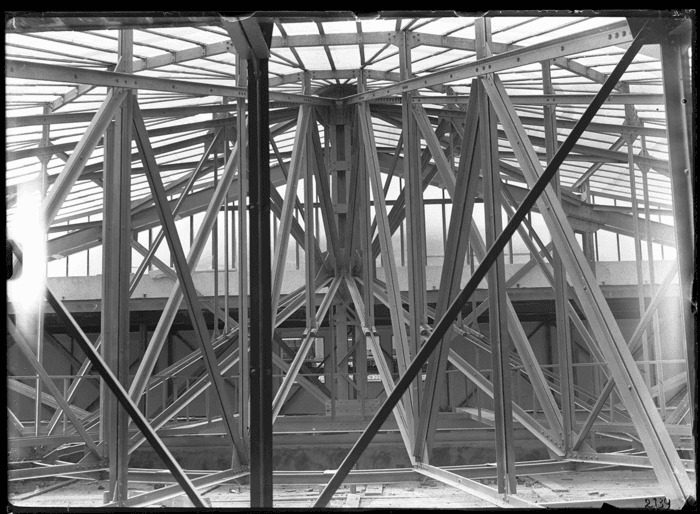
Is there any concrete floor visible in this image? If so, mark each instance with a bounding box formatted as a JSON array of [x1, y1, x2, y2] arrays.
[[8, 469, 694, 509]]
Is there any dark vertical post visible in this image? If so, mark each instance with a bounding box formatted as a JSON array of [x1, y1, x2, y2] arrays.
[[660, 38, 695, 429], [248, 50, 273, 508]]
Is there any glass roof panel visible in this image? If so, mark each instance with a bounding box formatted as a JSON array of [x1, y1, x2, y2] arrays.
[[279, 21, 320, 36], [321, 20, 357, 34], [360, 19, 397, 32], [328, 46, 361, 70], [291, 46, 331, 70], [414, 16, 473, 35]]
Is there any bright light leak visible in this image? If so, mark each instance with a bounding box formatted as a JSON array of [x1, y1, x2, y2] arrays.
[[7, 179, 47, 351]]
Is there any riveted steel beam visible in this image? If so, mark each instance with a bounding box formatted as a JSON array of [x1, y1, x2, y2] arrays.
[[358, 83, 416, 440], [100, 33, 134, 501], [400, 35, 427, 441], [6, 58, 333, 106], [661, 38, 696, 432], [475, 18, 516, 493], [342, 21, 632, 104]]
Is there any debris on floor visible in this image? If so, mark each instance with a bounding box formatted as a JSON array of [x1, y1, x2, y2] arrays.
[[365, 484, 383, 496]]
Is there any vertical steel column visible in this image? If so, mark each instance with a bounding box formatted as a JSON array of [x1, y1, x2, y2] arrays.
[[416, 81, 480, 460], [236, 56, 249, 450], [623, 89, 653, 390], [476, 17, 516, 494], [35, 104, 51, 437], [304, 74, 316, 335], [223, 100, 231, 335], [212, 140, 220, 339], [660, 38, 695, 428], [399, 33, 427, 421], [358, 75, 416, 441], [543, 59, 574, 451], [248, 50, 273, 508], [139, 324, 148, 414], [100, 28, 133, 504], [358, 111, 374, 422], [640, 151, 665, 418]]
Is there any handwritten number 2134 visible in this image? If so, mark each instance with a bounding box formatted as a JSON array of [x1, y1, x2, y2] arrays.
[[645, 498, 671, 510]]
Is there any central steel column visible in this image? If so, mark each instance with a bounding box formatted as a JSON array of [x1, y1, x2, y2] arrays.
[[329, 104, 353, 401]]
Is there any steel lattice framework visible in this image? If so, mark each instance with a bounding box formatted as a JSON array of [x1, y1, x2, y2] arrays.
[[5, 11, 696, 509]]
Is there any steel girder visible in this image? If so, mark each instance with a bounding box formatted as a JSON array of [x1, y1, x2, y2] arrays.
[[100, 32, 134, 501], [476, 18, 517, 493], [358, 87, 417, 446], [343, 21, 632, 104], [6, 58, 333, 106], [400, 34, 428, 444], [542, 58, 576, 454], [415, 80, 480, 460], [660, 38, 696, 434]]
